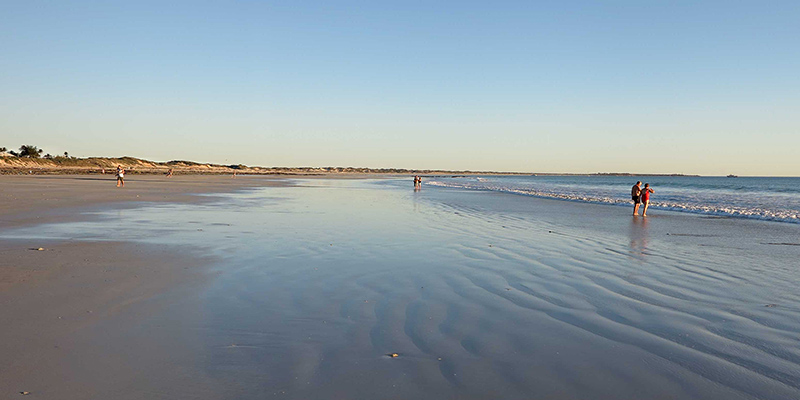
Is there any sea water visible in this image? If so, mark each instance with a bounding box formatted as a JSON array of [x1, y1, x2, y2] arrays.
[[424, 175, 800, 223]]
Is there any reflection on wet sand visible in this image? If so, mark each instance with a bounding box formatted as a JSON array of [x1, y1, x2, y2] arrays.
[[4, 179, 800, 400], [628, 216, 649, 258]]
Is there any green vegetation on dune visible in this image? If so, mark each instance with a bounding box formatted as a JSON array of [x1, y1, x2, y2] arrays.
[[0, 144, 498, 175]]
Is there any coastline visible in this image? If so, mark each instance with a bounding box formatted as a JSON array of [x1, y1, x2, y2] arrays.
[[0, 174, 286, 229], [0, 155, 531, 176], [2, 175, 799, 399]]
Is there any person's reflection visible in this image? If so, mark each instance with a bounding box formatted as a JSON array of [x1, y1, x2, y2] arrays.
[[628, 216, 649, 259], [412, 187, 421, 213]]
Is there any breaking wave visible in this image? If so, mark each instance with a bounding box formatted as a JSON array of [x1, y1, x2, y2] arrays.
[[425, 176, 800, 224]]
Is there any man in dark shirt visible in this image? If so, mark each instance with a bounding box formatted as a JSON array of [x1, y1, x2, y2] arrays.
[[631, 181, 642, 216]]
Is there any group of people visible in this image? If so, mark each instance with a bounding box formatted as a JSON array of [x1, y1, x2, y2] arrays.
[[113, 165, 242, 187], [115, 165, 177, 187], [113, 172, 656, 219], [631, 181, 654, 216]]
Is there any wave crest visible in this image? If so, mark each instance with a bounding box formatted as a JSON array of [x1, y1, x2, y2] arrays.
[[425, 180, 800, 224]]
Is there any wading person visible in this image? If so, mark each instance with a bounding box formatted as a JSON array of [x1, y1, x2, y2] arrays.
[[631, 181, 642, 215], [641, 183, 655, 216]]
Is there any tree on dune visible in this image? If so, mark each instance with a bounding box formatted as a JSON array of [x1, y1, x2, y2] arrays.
[[18, 145, 44, 158]]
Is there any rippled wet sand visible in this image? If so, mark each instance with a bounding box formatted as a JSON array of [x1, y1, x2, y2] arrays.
[[7, 178, 800, 399]]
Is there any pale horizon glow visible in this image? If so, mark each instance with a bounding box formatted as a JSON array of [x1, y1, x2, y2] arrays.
[[1, 1, 799, 176]]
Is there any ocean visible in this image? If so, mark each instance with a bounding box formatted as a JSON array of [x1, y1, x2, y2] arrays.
[[424, 175, 800, 224]]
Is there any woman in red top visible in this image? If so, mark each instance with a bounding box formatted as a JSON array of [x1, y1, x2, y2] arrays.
[[641, 183, 655, 216]]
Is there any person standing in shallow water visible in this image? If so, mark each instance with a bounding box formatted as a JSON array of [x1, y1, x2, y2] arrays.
[[631, 181, 642, 215], [641, 183, 655, 216]]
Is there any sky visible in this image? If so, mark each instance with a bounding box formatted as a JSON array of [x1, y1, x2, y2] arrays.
[[1, 1, 799, 175]]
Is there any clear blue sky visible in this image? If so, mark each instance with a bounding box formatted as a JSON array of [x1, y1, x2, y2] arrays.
[[1, 1, 798, 175]]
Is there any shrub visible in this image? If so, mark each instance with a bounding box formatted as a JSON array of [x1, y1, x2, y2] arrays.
[[19, 145, 44, 158]]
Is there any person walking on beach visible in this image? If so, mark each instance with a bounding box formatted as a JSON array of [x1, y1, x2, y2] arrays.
[[414, 175, 422, 190], [166, 168, 173, 177], [115, 165, 125, 188], [641, 183, 655, 216], [631, 181, 642, 215]]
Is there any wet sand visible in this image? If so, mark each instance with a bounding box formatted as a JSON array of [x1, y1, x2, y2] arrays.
[[0, 174, 284, 228], [0, 239, 221, 399], [2, 177, 800, 399], [0, 175, 281, 399]]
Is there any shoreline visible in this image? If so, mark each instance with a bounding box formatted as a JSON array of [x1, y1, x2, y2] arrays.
[[0, 174, 287, 229], [424, 175, 800, 225], [2, 175, 799, 399]]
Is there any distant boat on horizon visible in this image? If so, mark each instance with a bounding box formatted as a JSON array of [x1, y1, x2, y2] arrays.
[[727, 174, 738, 178]]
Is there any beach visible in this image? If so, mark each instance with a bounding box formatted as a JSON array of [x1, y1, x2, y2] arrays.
[[0, 175, 282, 399], [2, 175, 800, 399]]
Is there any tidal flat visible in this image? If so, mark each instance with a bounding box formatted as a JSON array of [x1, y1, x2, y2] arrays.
[[2, 176, 799, 399]]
